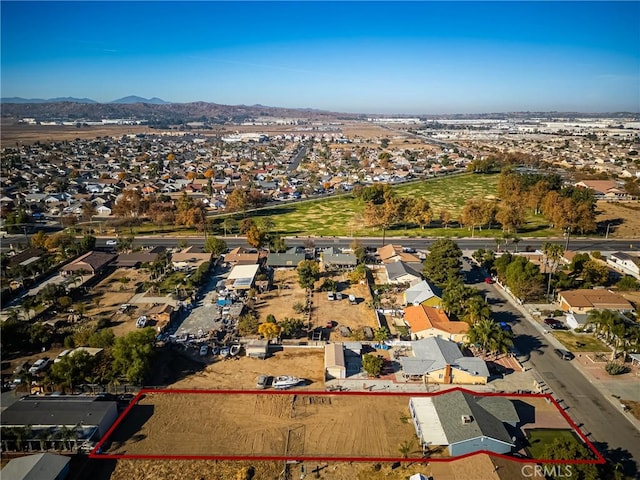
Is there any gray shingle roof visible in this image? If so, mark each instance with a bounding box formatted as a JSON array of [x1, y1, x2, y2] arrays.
[[1, 396, 116, 428], [1, 453, 70, 480], [432, 391, 513, 446], [400, 337, 489, 378]]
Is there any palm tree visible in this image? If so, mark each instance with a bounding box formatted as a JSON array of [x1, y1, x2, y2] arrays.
[[586, 309, 618, 342], [542, 242, 564, 300], [462, 296, 491, 325], [467, 319, 513, 356]]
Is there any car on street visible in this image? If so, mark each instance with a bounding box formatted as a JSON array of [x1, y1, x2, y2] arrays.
[[105, 239, 117, 246], [484, 277, 494, 284], [555, 348, 574, 361], [28, 358, 50, 374]]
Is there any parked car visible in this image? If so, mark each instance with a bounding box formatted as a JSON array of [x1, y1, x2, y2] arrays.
[[256, 375, 271, 389], [13, 361, 30, 375], [54, 349, 72, 363], [199, 345, 208, 356], [327, 291, 335, 301], [28, 358, 50, 374], [335, 292, 343, 300], [555, 349, 574, 361], [105, 239, 117, 246], [544, 318, 564, 329], [484, 277, 494, 284]]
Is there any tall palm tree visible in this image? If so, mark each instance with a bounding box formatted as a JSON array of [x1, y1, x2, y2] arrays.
[[542, 242, 565, 300], [467, 319, 513, 356]]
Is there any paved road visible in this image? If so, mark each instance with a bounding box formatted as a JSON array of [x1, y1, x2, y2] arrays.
[[91, 235, 640, 254], [468, 269, 640, 475]]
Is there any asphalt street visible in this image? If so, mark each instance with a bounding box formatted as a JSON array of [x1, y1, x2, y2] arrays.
[[467, 267, 640, 475]]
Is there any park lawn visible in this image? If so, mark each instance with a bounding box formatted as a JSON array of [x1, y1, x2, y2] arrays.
[[552, 331, 611, 353], [260, 173, 557, 237], [525, 428, 586, 459]]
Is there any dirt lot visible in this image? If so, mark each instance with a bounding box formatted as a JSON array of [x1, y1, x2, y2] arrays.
[[104, 392, 417, 458], [595, 200, 640, 238], [254, 270, 378, 337], [170, 348, 325, 391]]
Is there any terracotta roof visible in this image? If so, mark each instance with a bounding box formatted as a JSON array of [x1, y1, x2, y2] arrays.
[[405, 305, 469, 335]]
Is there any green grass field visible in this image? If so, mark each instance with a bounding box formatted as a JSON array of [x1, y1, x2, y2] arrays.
[[552, 331, 611, 353], [525, 428, 587, 459], [248, 173, 558, 238]]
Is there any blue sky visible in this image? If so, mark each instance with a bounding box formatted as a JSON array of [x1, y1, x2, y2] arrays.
[[2, 1, 639, 114]]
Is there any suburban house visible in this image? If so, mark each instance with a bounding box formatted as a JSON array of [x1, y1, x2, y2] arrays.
[[607, 252, 640, 280], [574, 180, 626, 199], [1, 396, 118, 452], [321, 247, 358, 270], [403, 280, 442, 307], [400, 337, 489, 385], [409, 390, 516, 457], [224, 247, 260, 266], [325, 342, 347, 380], [377, 244, 422, 264], [1, 453, 71, 480], [147, 303, 176, 326], [565, 312, 589, 330], [226, 264, 260, 291], [60, 251, 116, 276], [404, 305, 469, 342], [114, 251, 160, 268], [385, 261, 423, 285], [170, 247, 212, 271], [558, 289, 634, 314], [266, 252, 305, 269]]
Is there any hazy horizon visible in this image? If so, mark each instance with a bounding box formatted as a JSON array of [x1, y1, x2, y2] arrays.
[[2, 1, 639, 114]]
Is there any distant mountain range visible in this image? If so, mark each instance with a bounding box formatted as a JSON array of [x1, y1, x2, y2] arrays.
[[1, 96, 170, 105]]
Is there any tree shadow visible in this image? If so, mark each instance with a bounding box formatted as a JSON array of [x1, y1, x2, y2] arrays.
[[512, 333, 546, 361], [590, 441, 638, 479]]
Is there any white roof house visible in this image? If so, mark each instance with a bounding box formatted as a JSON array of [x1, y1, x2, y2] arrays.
[[227, 264, 260, 290]]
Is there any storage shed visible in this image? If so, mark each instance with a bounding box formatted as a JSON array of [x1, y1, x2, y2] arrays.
[[325, 343, 346, 379]]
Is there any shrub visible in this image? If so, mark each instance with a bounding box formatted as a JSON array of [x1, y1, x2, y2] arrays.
[[605, 361, 626, 376], [319, 279, 337, 292]]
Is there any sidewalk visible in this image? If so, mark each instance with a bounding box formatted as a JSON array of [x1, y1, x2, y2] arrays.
[[492, 282, 640, 433]]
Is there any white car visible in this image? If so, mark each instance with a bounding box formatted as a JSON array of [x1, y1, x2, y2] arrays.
[[54, 349, 72, 363], [28, 358, 50, 374], [105, 239, 117, 246], [199, 345, 209, 356]]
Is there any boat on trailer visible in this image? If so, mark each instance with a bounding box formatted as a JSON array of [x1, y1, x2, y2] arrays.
[[272, 376, 302, 389], [220, 346, 230, 358], [229, 344, 241, 356]]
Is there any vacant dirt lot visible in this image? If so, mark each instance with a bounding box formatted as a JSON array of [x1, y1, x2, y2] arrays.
[[0, 123, 152, 147], [254, 270, 378, 337], [170, 348, 325, 391], [104, 391, 417, 458], [595, 200, 640, 238]]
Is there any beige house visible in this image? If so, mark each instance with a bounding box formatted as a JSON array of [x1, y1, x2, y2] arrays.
[[558, 289, 634, 314]]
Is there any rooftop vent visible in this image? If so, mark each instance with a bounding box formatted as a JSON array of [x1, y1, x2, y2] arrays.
[[462, 415, 473, 424]]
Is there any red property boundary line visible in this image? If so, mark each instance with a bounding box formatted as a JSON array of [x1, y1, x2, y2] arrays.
[[89, 387, 606, 465]]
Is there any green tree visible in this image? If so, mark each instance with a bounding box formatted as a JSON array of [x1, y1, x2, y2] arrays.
[[111, 328, 156, 385], [297, 260, 319, 290], [540, 437, 599, 480], [467, 319, 513, 355], [269, 235, 288, 253], [616, 275, 638, 291], [279, 317, 305, 338], [504, 256, 544, 302], [204, 236, 228, 256], [374, 326, 391, 343], [238, 313, 260, 336], [362, 353, 384, 377], [423, 239, 462, 287], [48, 350, 95, 393]]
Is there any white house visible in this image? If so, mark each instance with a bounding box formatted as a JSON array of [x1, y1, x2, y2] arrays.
[[607, 252, 640, 280]]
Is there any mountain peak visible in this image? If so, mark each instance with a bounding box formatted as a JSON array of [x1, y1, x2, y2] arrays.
[[110, 95, 170, 105]]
